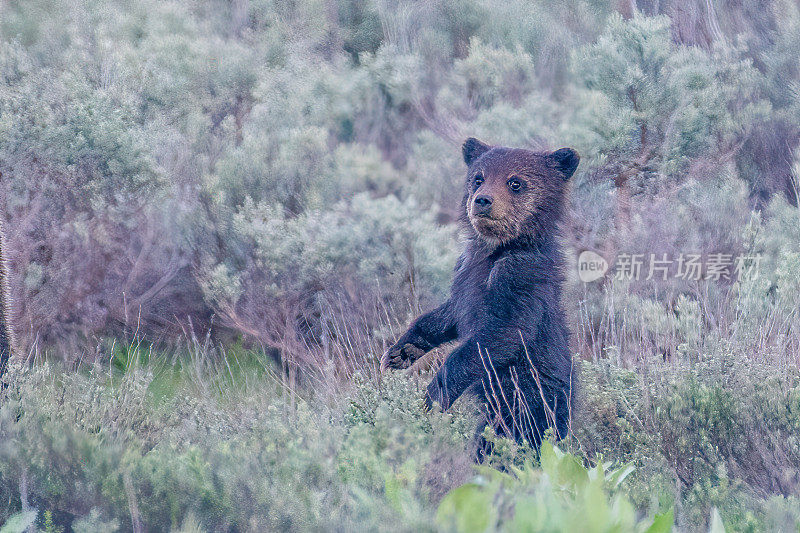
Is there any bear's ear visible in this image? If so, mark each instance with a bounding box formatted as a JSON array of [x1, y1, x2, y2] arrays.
[[548, 148, 580, 180], [462, 137, 491, 165]]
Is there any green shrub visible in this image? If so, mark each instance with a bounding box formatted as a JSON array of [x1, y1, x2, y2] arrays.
[[436, 441, 672, 533]]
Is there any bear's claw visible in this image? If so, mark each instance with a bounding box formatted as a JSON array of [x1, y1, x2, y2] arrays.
[[380, 343, 425, 372]]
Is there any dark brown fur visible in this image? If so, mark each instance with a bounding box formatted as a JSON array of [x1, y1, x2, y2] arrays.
[[382, 138, 579, 460]]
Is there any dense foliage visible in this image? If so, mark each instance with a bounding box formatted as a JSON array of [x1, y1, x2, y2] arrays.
[[2, 0, 800, 531]]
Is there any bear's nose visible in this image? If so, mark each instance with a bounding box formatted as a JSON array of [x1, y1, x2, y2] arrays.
[[473, 195, 493, 215]]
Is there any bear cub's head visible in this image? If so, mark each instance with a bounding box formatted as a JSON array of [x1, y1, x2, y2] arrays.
[[461, 138, 579, 244]]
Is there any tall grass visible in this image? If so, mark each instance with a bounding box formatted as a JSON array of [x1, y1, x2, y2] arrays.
[[2, 256, 800, 531]]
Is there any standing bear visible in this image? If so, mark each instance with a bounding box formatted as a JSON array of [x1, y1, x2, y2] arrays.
[[381, 138, 578, 460]]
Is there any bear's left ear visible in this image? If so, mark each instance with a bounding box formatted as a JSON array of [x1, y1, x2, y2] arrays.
[[548, 148, 580, 180], [462, 137, 491, 166]]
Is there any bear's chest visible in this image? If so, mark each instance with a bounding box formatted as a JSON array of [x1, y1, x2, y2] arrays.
[[450, 250, 494, 336]]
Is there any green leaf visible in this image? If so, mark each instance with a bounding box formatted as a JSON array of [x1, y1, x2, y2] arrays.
[[538, 440, 559, 478], [557, 453, 590, 490], [708, 508, 726, 533], [644, 508, 674, 533], [0, 510, 38, 533], [587, 462, 603, 483], [608, 464, 635, 489], [436, 483, 497, 533], [582, 480, 611, 529], [510, 496, 546, 532]]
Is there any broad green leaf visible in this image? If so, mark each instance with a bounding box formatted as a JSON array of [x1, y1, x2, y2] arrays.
[[582, 480, 610, 532], [436, 483, 497, 533], [474, 465, 514, 486], [510, 496, 546, 532], [644, 508, 674, 533], [538, 441, 558, 478], [556, 454, 590, 490], [612, 495, 636, 532]]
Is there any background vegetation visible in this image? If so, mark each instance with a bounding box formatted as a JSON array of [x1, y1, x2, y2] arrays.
[[1, 0, 800, 531]]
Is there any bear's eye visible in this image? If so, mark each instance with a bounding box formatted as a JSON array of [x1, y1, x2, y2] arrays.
[[507, 177, 523, 192], [473, 173, 484, 188]]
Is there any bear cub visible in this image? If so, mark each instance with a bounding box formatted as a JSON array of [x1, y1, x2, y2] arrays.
[[381, 137, 578, 460]]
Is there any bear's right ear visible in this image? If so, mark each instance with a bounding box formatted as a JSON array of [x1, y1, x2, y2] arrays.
[[462, 137, 491, 165], [548, 148, 580, 180]]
